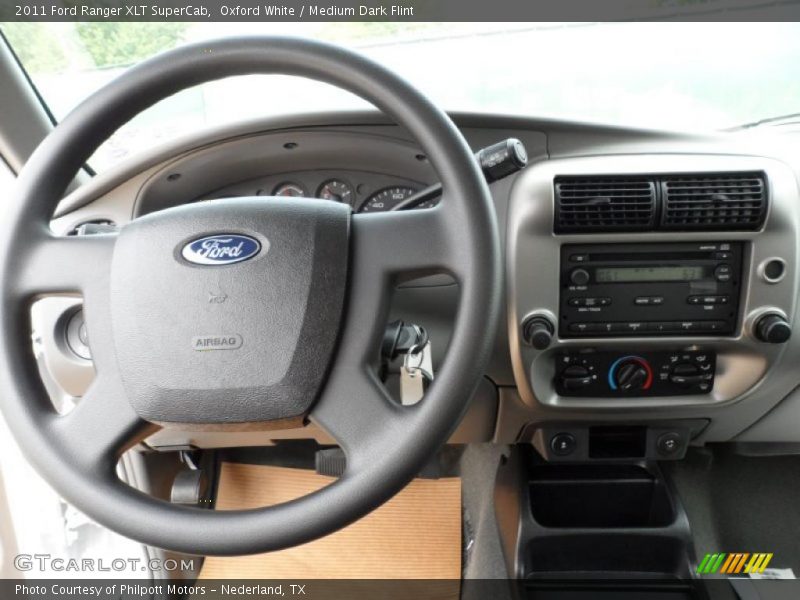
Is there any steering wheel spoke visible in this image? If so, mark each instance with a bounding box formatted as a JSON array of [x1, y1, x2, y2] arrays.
[[310, 207, 455, 469], [53, 374, 156, 472], [351, 206, 453, 279], [16, 230, 117, 297], [310, 363, 404, 471]]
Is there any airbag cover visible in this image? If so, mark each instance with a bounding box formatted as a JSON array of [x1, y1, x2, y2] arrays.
[[109, 197, 350, 425]]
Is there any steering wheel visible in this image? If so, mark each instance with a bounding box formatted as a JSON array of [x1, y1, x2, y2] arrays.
[[0, 37, 500, 555]]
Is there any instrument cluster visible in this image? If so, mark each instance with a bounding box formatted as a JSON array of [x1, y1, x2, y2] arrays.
[[206, 170, 436, 213]]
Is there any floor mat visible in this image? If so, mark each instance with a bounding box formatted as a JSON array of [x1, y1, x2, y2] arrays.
[[199, 463, 462, 580]]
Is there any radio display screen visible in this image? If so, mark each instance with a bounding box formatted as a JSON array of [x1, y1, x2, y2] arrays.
[[595, 265, 705, 283]]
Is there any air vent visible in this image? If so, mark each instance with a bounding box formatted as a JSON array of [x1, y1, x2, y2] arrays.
[[554, 177, 656, 233], [661, 172, 767, 230]]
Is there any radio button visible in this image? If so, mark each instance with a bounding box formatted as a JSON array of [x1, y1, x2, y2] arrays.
[[570, 254, 589, 263], [568, 297, 611, 307], [570, 268, 591, 286], [568, 323, 592, 333], [658, 321, 694, 332], [688, 295, 730, 305], [635, 296, 664, 306], [714, 264, 732, 282]]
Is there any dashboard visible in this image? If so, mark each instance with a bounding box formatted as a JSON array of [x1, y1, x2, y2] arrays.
[[36, 111, 800, 458]]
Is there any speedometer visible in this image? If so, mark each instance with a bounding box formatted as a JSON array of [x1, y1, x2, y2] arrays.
[[359, 186, 436, 213]]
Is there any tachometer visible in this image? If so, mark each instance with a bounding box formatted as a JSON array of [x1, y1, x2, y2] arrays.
[[273, 182, 306, 197], [317, 179, 354, 205], [360, 186, 436, 212]]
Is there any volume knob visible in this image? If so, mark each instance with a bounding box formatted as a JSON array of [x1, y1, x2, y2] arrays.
[[522, 316, 554, 350], [755, 314, 791, 344]]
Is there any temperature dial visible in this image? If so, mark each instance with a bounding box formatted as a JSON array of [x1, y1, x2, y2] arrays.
[[608, 356, 653, 392]]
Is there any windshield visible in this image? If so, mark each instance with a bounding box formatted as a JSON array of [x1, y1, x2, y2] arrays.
[[3, 21, 800, 171]]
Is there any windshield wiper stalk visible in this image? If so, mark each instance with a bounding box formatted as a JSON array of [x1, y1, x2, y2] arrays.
[[392, 138, 528, 211]]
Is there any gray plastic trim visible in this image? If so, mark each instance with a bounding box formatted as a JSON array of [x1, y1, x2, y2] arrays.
[[32, 298, 95, 399], [757, 256, 787, 284], [506, 153, 800, 442]]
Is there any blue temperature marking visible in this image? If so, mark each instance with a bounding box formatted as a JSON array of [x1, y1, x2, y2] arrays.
[[608, 355, 644, 390]]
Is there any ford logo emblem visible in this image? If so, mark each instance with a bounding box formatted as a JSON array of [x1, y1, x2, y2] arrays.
[[181, 234, 262, 266]]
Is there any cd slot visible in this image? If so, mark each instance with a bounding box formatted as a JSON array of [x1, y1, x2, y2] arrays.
[[586, 251, 715, 262]]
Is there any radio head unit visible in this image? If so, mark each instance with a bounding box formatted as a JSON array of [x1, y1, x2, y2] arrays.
[[559, 242, 743, 337]]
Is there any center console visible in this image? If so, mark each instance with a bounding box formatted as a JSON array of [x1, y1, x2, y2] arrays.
[[495, 447, 702, 597], [505, 154, 800, 445], [498, 143, 799, 597]]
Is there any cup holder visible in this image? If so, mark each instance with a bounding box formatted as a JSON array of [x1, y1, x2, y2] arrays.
[[529, 464, 675, 528]]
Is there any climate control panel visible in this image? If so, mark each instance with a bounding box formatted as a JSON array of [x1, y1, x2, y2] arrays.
[[556, 349, 715, 397]]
